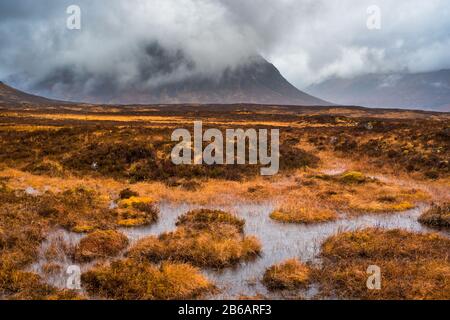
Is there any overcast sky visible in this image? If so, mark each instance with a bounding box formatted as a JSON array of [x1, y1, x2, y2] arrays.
[[1, 0, 449, 93]]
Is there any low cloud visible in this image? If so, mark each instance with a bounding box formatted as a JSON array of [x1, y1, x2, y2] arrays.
[[1, 0, 449, 97]]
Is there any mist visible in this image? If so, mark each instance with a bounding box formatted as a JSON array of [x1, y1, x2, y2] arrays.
[[1, 0, 449, 99]]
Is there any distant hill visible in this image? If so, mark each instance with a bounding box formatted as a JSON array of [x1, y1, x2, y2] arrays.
[[307, 69, 450, 112], [0, 81, 65, 106]]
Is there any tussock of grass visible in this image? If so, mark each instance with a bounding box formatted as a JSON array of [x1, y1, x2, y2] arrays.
[[128, 226, 261, 268], [419, 203, 450, 229], [263, 259, 310, 290], [347, 200, 415, 213], [0, 268, 82, 300], [176, 209, 245, 232], [270, 207, 337, 224], [74, 230, 129, 262], [119, 196, 155, 208], [128, 209, 260, 268], [117, 196, 159, 227], [318, 228, 450, 299], [338, 171, 370, 184], [315, 171, 372, 185], [81, 259, 213, 300]]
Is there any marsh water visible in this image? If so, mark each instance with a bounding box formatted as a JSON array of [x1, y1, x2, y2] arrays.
[[31, 202, 449, 299]]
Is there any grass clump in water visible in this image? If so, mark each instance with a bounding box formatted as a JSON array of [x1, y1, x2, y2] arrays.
[[318, 228, 450, 300], [270, 207, 337, 224], [263, 259, 310, 290], [0, 267, 83, 300], [127, 209, 260, 268], [81, 259, 213, 300], [117, 196, 159, 227], [74, 230, 129, 262], [419, 203, 450, 229], [176, 209, 245, 232]]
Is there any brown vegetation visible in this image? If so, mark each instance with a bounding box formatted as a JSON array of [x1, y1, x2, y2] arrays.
[[81, 259, 213, 300], [74, 230, 129, 262], [317, 228, 450, 299], [419, 203, 450, 229], [0, 105, 448, 300], [263, 259, 311, 290], [127, 209, 261, 268]]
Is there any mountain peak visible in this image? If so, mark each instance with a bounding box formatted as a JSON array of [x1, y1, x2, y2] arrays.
[[26, 55, 330, 106]]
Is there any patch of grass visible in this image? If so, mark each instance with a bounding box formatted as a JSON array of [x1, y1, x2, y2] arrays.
[[176, 209, 245, 232], [348, 200, 415, 213], [263, 259, 310, 290], [72, 225, 96, 234], [307, 172, 426, 214], [74, 230, 129, 262], [127, 211, 261, 269], [338, 171, 370, 184], [270, 207, 337, 224], [0, 268, 83, 300], [119, 188, 139, 200], [318, 228, 450, 300], [119, 196, 154, 208], [81, 259, 213, 300], [127, 226, 261, 269], [315, 171, 372, 185], [24, 159, 65, 177], [117, 196, 159, 227], [419, 203, 450, 229]]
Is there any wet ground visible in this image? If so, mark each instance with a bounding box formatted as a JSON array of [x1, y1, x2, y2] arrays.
[[30, 201, 449, 299]]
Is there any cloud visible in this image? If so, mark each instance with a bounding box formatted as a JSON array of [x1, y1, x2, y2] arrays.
[[1, 0, 449, 96]]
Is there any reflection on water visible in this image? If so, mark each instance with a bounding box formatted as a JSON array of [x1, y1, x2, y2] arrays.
[[32, 202, 448, 299]]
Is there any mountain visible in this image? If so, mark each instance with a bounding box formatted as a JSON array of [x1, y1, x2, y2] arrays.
[[307, 70, 450, 111], [22, 52, 329, 106], [0, 81, 66, 106]]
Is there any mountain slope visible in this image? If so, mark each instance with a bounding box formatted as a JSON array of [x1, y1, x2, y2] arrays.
[[0, 81, 65, 106], [29, 54, 329, 106], [307, 70, 450, 111]]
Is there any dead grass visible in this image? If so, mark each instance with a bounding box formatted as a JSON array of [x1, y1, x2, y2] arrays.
[[74, 230, 129, 262], [176, 209, 245, 232], [306, 170, 428, 214], [0, 268, 83, 300], [317, 228, 450, 300], [263, 259, 311, 290], [81, 259, 213, 300], [117, 196, 159, 227], [0, 107, 448, 300], [419, 203, 450, 229], [270, 205, 337, 224], [127, 209, 261, 268]]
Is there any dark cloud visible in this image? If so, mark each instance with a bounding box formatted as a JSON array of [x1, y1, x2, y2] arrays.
[[0, 0, 449, 97]]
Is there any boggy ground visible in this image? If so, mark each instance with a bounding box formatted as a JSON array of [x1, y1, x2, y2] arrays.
[[0, 104, 449, 299]]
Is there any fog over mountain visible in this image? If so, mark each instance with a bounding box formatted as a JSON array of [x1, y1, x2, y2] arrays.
[[308, 70, 450, 111], [1, 1, 450, 107]]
